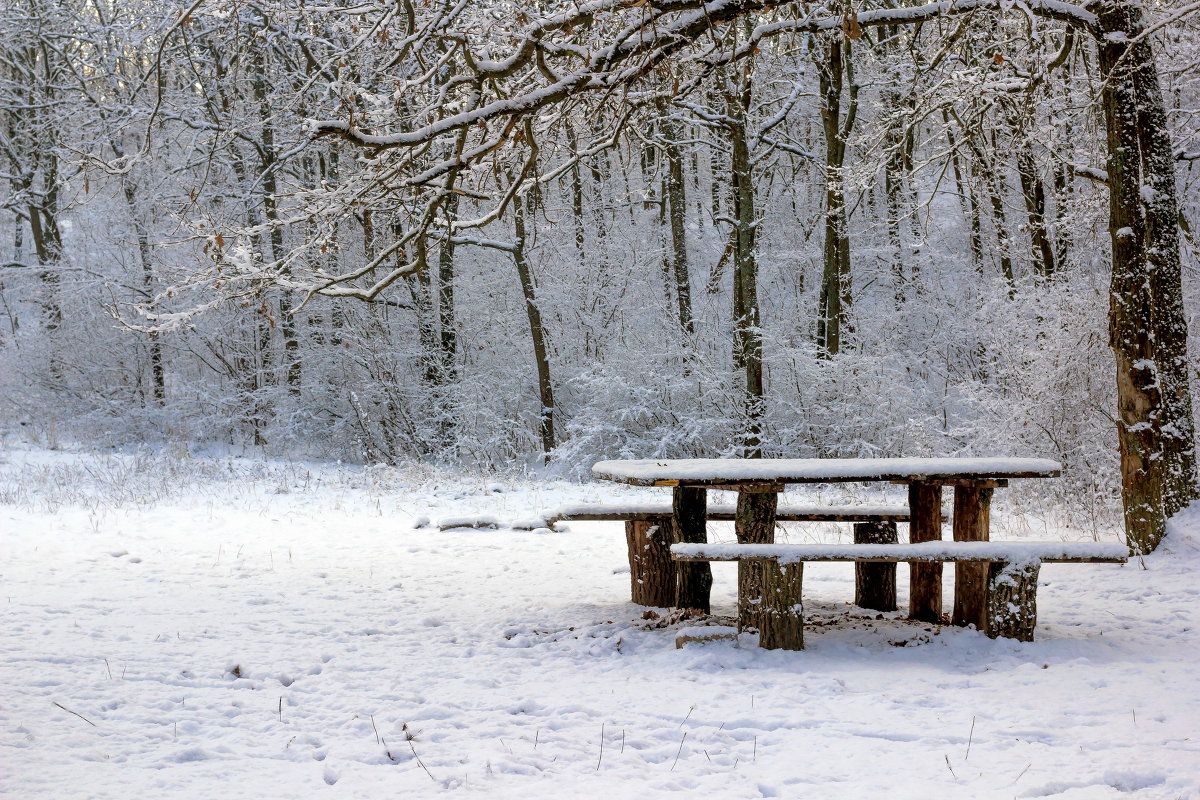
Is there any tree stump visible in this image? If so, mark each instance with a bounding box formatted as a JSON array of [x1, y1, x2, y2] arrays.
[[952, 485, 993, 630], [854, 520, 897, 611], [672, 486, 712, 614], [908, 481, 944, 623], [986, 560, 1040, 641], [735, 491, 778, 632], [624, 519, 676, 607], [759, 562, 804, 650]]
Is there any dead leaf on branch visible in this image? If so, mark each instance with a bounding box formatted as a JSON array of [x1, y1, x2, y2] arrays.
[[843, 11, 863, 40]]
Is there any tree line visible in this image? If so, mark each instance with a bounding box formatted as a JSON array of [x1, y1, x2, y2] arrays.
[[2, 0, 1198, 551]]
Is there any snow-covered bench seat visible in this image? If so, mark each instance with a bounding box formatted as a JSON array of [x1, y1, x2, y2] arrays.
[[542, 502, 910, 527], [671, 541, 1128, 649], [543, 503, 909, 607]]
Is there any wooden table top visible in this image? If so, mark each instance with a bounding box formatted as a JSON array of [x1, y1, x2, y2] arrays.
[[592, 457, 1062, 487]]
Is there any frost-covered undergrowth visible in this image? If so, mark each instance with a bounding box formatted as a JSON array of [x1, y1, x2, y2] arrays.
[[2, 445, 1198, 799]]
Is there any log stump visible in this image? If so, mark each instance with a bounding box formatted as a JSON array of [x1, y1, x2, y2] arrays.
[[759, 562, 805, 650], [735, 491, 778, 632], [908, 481, 944, 623], [624, 519, 676, 607], [986, 560, 1040, 641], [854, 520, 898, 611], [672, 486, 712, 614], [952, 485, 993, 630]]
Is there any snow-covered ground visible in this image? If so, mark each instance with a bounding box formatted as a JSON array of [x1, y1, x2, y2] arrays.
[[2, 445, 1198, 799]]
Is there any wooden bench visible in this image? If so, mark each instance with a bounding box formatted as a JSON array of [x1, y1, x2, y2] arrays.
[[671, 541, 1128, 649], [543, 502, 909, 606]]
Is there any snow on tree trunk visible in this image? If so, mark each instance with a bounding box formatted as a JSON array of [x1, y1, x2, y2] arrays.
[[1095, 0, 1198, 553]]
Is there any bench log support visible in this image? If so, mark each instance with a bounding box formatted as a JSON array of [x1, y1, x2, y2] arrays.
[[625, 520, 676, 607], [854, 521, 898, 611], [760, 562, 805, 650], [736, 491, 777, 632], [952, 486, 993, 630], [908, 481, 943, 623], [985, 560, 1040, 641], [673, 486, 712, 614]]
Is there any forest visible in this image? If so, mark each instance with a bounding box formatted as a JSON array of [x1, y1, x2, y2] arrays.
[[3, 0, 1199, 549]]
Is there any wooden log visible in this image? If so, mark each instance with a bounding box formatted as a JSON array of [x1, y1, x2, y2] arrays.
[[952, 485, 993, 630], [625, 520, 676, 607], [853, 520, 898, 611], [908, 481, 944, 623], [985, 560, 1040, 641], [735, 491, 778, 632], [759, 562, 805, 650], [672, 486, 712, 614]]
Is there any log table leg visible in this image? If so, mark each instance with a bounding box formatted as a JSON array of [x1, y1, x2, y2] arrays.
[[625, 518, 676, 607], [735, 491, 778, 632], [673, 486, 712, 614], [952, 485, 993, 630], [760, 562, 805, 650], [985, 560, 1040, 641], [854, 521, 898, 611], [908, 481, 944, 623]]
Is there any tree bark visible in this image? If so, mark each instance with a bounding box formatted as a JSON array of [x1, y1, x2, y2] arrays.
[[951, 486, 992, 630], [673, 486, 712, 614], [760, 562, 804, 650], [727, 52, 764, 457], [854, 521, 898, 611], [121, 178, 166, 404], [735, 491, 777, 632], [625, 519, 676, 607], [908, 481, 943, 623], [816, 35, 857, 356], [512, 193, 556, 462], [1095, 1, 1198, 551], [658, 104, 695, 341], [985, 561, 1040, 641]]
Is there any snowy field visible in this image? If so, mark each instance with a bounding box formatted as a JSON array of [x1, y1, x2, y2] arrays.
[[2, 445, 1199, 799]]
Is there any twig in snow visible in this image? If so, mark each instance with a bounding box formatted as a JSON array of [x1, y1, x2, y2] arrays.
[[278, 697, 283, 722], [534, 729, 539, 749], [621, 729, 625, 753], [671, 732, 687, 771], [404, 724, 436, 782], [679, 704, 695, 728], [965, 716, 975, 760], [104, 658, 112, 680], [944, 754, 958, 779], [371, 715, 381, 744], [53, 701, 96, 727], [596, 722, 605, 770], [1012, 762, 1032, 784]]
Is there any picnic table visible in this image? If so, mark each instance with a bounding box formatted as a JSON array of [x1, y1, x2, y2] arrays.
[[591, 457, 1115, 647]]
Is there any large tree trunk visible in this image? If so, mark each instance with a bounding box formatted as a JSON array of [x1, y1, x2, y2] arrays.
[[1095, 1, 1198, 552]]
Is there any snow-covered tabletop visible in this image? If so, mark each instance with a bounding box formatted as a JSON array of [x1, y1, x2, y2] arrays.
[[592, 457, 1062, 486]]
